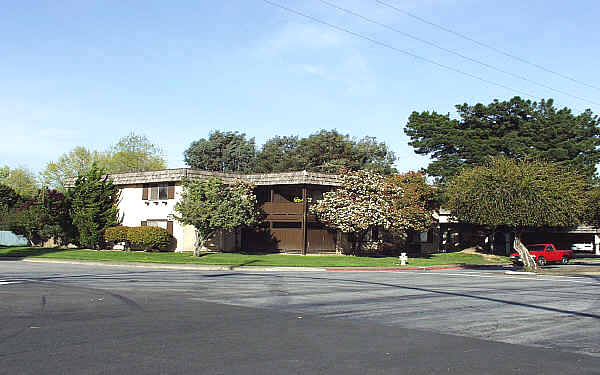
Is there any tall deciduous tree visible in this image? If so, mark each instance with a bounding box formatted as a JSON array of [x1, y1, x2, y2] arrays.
[[68, 164, 119, 249], [104, 132, 167, 173], [585, 187, 600, 228], [172, 178, 260, 256], [41, 146, 105, 191], [42, 133, 166, 190], [184, 131, 257, 173], [0, 166, 39, 199], [444, 157, 587, 271], [310, 170, 434, 253], [405, 97, 600, 181]]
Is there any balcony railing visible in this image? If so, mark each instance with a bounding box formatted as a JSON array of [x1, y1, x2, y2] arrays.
[[260, 202, 303, 215]]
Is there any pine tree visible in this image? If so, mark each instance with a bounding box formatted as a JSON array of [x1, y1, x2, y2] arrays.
[[68, 164, 119, 249]]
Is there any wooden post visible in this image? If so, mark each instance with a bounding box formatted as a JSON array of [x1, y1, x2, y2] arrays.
[[301, 185, 308, 255]]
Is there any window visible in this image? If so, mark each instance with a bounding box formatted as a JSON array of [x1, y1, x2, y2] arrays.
[[144, 183, 173, 201], [147, 220, 168, 230], [150, 183, 168, 200], [144, 219, 173, 235]]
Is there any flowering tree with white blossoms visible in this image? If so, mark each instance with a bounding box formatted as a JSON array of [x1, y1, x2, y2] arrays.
[[310, 170, 435, 254]]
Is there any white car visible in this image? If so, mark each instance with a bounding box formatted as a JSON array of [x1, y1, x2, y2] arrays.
[[571, 243, 594, 251]]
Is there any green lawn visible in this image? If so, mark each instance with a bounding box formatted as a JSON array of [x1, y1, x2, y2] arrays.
[[0, 247, 509, 267]]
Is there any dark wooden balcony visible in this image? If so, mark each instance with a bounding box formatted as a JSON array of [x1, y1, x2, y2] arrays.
[[260, 202, 303, 221]]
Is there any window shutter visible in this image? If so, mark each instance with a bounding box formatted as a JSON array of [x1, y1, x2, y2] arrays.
[[168, 183, 175, 199], [142, 184, 149, 200], [141, 221, 147, 226], [167, 221, 173, 235]]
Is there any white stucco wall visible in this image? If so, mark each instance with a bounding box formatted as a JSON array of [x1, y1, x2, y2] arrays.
[[117, 184, 186, 251], [116, 182, 242, 253]]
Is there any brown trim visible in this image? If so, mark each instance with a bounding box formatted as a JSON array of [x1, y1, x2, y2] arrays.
[[301, 185, 307, 255], [142, 184, 149, 200], [167, 183, 175, 199], [141, 221, 147, 226], [145, 219, 174, 235]]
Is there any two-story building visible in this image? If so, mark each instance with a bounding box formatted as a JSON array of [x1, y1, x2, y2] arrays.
[[109, 169, 346, 254]]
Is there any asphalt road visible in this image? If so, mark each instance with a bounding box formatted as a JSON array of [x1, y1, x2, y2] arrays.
[[1, 260, 599, 374]]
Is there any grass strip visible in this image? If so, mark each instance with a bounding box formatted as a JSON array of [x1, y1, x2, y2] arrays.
[[0, 247, 509, 267]]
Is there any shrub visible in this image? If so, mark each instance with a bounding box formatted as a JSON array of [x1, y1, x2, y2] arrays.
[[104, 226, 130, 245], [127, 226, 172, 251]]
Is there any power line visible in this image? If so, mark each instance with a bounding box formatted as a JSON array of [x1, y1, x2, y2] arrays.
[[317, 0, 599, 107], [262, 0, 595, 106], [262, 0, 537, 98], [375, 0, 600, 93]]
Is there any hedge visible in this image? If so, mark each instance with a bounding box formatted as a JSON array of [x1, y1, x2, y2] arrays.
[[104, 225, 173, 251], [104, 226, 130, 244], [127, 226, 172, 251]]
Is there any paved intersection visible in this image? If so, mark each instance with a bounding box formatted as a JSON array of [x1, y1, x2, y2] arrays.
[[1, 260, 599, 374]]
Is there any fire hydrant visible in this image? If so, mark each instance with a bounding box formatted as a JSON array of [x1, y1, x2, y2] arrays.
[[399, 252, 408, 266]]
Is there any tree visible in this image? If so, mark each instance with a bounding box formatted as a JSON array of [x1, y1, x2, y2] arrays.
[[405, 97, 600, 181], [0, 184, 21, 210], [172, 177, 260, 256], [254, 136, 304, 173], [296, 130, 396, 174], [352, 136, 397, 174], [585, 187, 600, 228], [184, 131, 257, 173], [444, 157, 587, 271], [42, 133, 166, 190], [310, 170, 434, 254], [0, 166, 8, 180], [68, 164, 120, 249], [0, 166, 39, 200], [104, 132, 167, 173], [1, 188, 73, 246], [41, 147, 105, 191]]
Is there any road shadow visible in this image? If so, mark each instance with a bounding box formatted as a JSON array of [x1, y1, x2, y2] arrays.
[[0, 247, 73, 260], [203, 271, 600, 320]]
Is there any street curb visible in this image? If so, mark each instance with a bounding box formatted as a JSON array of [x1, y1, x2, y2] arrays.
[[18, 258, 502, 272], [325, 266, 465, 271], [21, 258, 328, 272]]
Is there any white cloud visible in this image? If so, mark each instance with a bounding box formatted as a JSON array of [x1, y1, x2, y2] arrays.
[[254, 20, 376, 96], [257, 22, 346, 57]]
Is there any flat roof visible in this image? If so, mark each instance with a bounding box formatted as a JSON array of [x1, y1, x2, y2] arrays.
[[65, 168, 342, 187]]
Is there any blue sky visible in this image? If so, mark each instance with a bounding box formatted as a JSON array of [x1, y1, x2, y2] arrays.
[[2, 0, 599, 174]]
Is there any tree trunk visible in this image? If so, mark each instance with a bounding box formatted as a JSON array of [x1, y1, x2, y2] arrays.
[[194, 230, 214, 257], [489, 226, 497, 254], [513, 232, 538, 272], [353, 231, 367, 255]]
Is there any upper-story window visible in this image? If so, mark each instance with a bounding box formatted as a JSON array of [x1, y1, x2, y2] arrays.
[[151, 183, 168, 200], [143, 182, 175, 201]]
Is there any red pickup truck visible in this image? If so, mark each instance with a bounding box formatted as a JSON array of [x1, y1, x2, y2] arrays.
[[509, 243, 574, 266]]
